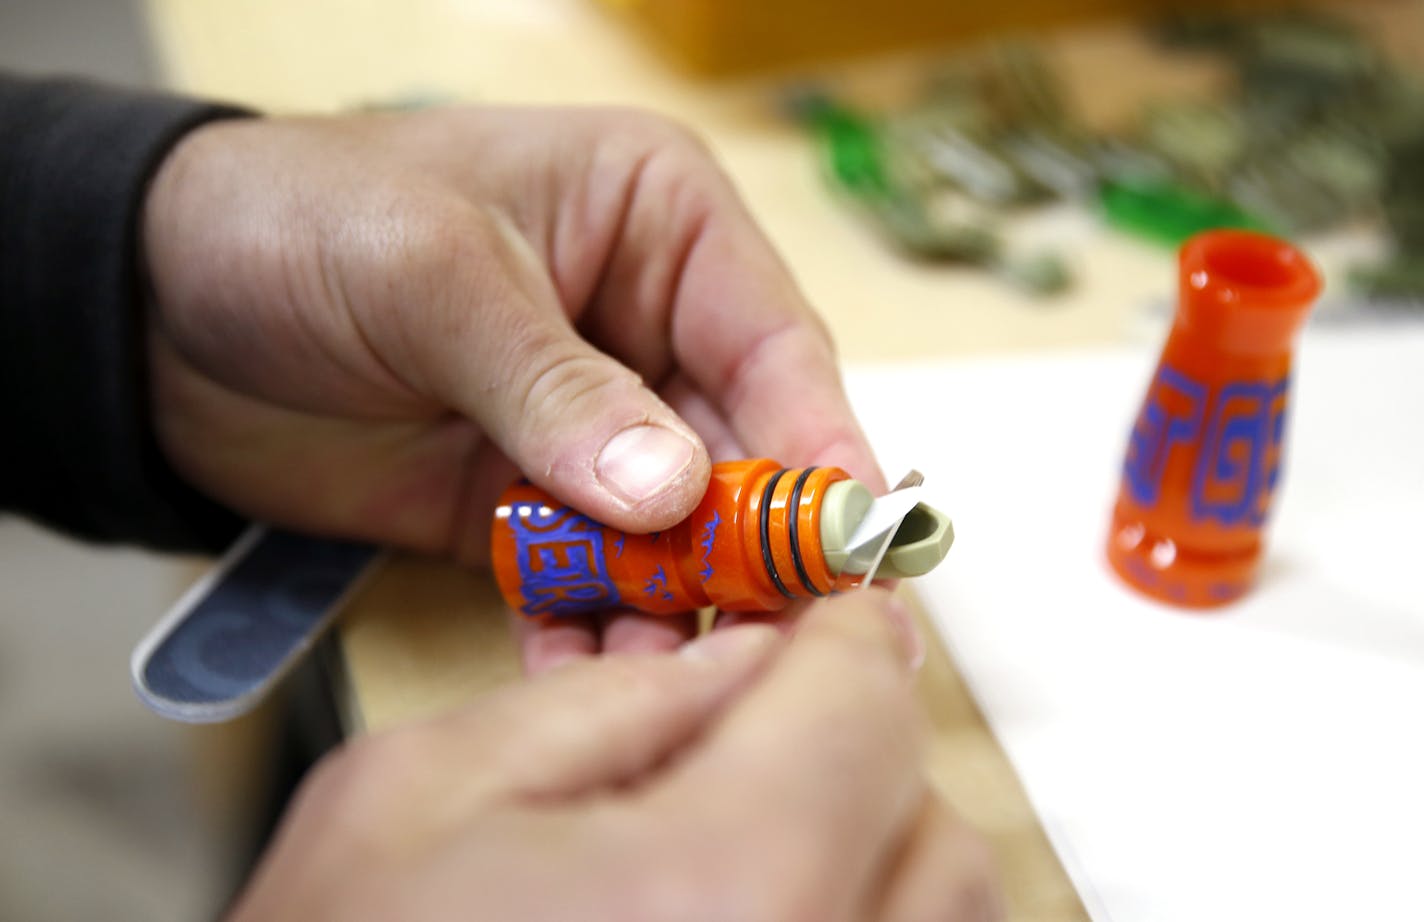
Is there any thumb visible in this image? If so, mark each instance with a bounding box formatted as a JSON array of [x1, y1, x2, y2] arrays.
[[417, 213, 710, 532], [425, 625, 780, 804]]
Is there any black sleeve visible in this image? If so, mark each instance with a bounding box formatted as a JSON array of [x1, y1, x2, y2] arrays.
[[0, 76, 248, 552]]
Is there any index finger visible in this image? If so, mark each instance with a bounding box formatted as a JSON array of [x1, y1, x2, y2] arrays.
[[672, 204, 888, 492], [651, 590, 926, 907], [581, 124, 885, 491]]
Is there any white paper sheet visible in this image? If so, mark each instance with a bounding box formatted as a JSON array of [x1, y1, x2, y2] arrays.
[[846, 325, 1424, 922]]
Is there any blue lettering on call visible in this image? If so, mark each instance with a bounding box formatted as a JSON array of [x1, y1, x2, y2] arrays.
[[1124, 366, 1206, 506], [643, 565, 674, 602], [1125, 366, 1289, 525], [507, 502, 620, 617], [1191, 379, 1288, 526], [698, 510, 721, 583]]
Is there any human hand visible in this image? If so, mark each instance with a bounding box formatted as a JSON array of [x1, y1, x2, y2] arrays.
[[142, 107, 883, 669], [226, 591, 998, 922]]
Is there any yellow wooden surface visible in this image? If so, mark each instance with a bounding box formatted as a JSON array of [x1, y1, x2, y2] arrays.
[[139, 1, 1420, 919], [597, 0, 1296, 75]]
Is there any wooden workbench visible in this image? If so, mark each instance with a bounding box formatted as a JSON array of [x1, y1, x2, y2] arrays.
[[139, 1, 1423, 917]]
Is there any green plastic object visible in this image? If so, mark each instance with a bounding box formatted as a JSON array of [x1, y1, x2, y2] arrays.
[[1099, 179, 1271, 246], [806, 101, 893, 201]]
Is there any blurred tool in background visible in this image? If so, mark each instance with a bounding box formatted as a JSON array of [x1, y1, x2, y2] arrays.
[[775, 9, 1424, 301], [595, 0, 1295, 75], [786, 88, 1072, 294]]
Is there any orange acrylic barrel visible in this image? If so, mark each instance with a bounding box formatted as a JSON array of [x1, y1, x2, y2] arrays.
[[1106, 230, 1321, 608], [491, 459, 856, 619]]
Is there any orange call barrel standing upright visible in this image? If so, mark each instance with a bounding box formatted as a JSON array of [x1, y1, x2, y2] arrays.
[[491, 458, 954, 619], [1107, 229, 1322, 608]]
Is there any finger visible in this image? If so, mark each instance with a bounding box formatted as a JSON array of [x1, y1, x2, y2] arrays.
[[654, 590, 925, 912], [442, 441, 521, 566], [508, 606, 697, 678], [712, 597, 812, 636], [714, 592, 922, 673], [425, 625, 781, 803], [713, 609, 798, 635], [574, 123, 885, 490], [699, 305, 886, 492], [659, 372, 745, 463], [373, 205, 711, 533], [872, 797, 1003, 922], [508, 609, 600, 676], [602, 609, 699, 655]]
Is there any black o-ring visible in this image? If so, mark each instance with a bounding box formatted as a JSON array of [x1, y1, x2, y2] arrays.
[[787, 467, 825, 597], [759, 469, 796, 599]]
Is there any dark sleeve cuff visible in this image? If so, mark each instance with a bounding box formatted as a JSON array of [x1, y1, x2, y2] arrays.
[[0, 76, 249, 552]]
